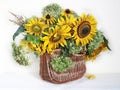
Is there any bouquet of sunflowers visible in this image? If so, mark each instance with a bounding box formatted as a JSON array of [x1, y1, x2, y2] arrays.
[[11, 3, 110, 83]]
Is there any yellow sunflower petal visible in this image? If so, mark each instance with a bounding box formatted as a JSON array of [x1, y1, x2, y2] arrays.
[[20, 40, 27, 47], [85, 74, 96, 79], [42, 31, 49, 35], [62, 25, 71, 33], [63, 39, 67, 45]]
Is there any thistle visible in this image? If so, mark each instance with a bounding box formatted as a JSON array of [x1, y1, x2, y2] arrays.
[[42, 3, 62, 18]]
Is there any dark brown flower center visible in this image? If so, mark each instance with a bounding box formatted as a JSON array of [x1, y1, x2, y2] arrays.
[[77, 21, 91, 38], [65, 9, 71, 14], [50, 34, 61, 42], [46, 14, 51, 19]]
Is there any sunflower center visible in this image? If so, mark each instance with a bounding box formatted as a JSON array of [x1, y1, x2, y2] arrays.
[[46, 14, 51, 19], [33, 25, 41, 32], [77, 21, 91, 38], [51, 34, 61, 42], [82, 27, 90, 35], [65, 9, 71, 14]]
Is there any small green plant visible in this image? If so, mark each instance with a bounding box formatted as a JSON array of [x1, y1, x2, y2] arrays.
[[50, 56, 75, 73], [12, 42, 30, 66]]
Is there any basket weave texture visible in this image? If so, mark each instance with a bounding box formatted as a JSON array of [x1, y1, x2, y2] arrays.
[[40, 49, 86, 84]]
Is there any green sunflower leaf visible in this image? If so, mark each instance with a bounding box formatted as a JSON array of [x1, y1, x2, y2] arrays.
[[13, 26, 25, 40], [103, 36, 111, 50], [26, 34, 41, 45]]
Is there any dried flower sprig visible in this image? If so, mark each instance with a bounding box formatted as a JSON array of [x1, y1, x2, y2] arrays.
[[9, 12, 25, 26], [12, 42, 30, 66]]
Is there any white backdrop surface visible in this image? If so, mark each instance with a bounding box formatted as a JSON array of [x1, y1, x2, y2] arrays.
[[0, 0, 120, 90]]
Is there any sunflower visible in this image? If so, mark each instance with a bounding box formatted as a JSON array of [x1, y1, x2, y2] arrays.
[[27, 42, 36, 51], [24, 17, 48, 36], [61, 9, 73, 17], [42, 14, 56, 25], [73, 13, 97, 46], [85, 42, 108, 61], [41, 25, 71, 54], [35, 45, 45, 55], [58, 15, 76, 27], [27, 42, 45, 55]]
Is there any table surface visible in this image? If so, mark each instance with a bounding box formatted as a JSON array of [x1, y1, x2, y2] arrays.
[[0, 73, 120, 90]]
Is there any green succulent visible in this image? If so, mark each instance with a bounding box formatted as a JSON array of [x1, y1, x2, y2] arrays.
[[50, 55, 75, 73], [12, 42, 30, 66], [42, 3, 62, 18]]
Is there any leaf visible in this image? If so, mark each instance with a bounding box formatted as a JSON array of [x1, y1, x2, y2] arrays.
[[13, 26, 25, 40], [26, 34, 41, 44], [103, 36, 111, 50], [26, 35, 34, 42], [34, 52, 39, 57], [87, 50, 92, 57]]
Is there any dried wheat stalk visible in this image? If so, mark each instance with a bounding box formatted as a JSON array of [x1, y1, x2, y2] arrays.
[[9, 12, 25, 26]]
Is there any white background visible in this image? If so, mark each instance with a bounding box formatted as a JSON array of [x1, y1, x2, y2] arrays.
[[0, 0, 120, 90]]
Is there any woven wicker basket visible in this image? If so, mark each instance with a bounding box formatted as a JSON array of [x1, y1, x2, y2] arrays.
[[40, 49, 86, 84]]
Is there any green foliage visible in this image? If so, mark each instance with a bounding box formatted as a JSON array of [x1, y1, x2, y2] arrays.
[[86, 31, 104, 56], [26, 34, 41, 45], [50, 56, 75, 73], [13, 26, 25, 40], [68, 40, 82, 54], [12, 42, 30, 66], [60, 45, 69, 55], [103, 36, 111, 50], [42, 3, 62, 18], [60, 39, 82, 55]]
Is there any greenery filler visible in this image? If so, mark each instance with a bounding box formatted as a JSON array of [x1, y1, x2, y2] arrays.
[[50, 56, 75, 73]]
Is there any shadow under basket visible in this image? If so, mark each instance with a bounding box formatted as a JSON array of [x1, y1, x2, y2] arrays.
[[40, 49, 86, 84]]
